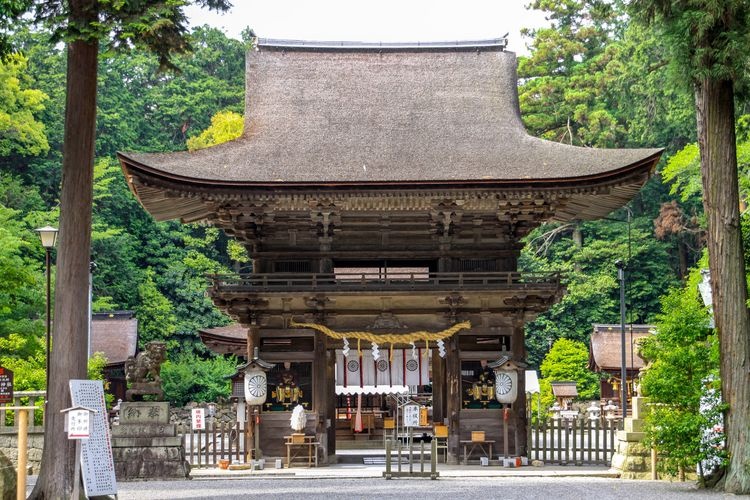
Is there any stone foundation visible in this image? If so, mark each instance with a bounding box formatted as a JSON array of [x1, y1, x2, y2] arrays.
[[0, 432, 44, 475], [610, 397, 653, 479], [112, 402, 189, 480]]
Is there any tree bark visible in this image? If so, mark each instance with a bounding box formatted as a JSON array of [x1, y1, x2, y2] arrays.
[[695, 78, 750, 494], [30, 2, 98, 498]]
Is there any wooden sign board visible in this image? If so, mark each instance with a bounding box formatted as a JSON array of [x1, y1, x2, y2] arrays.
[[0, 366, 13, 404], [403, 404, 420, 427], [67, 410, 91, 439], [191, 408, 206, 430]]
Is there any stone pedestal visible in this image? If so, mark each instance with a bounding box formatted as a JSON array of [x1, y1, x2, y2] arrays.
[[112, 402, 189, 480], [610, 397, 652, 479]]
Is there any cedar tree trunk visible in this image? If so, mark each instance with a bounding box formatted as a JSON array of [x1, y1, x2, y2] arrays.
[[30, 2, 98, 498], [695, 78, 750, 494]]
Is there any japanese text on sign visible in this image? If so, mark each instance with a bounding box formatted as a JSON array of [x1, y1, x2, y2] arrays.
[[67, 410, 91, 439], [191, 408, 205, 430], [0, 366, 13, 404], [403, 404, 420, 427]]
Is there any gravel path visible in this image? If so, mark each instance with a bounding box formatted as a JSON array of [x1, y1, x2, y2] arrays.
[[116, 477, 733, 499]]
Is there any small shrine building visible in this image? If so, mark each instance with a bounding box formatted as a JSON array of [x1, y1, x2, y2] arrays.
[[588, 324, 654, 408], [118, 38, 661, 462]]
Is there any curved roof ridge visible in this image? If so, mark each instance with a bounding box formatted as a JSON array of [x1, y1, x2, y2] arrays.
[[255, 38, 510, 51]]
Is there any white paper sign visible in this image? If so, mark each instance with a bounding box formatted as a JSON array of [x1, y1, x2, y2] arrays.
[[192, 408, 206, 430], [403, 404, 420, 427], [67, 410, 91, 439]]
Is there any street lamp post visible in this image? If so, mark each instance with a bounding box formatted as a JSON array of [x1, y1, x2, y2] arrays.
[[35, 226, 58, 401], [615, 259, 628, 419]]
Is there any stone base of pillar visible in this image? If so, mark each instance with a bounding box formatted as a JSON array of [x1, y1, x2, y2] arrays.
[[112, 402, 189, 480], [610, 397, 652, 479]]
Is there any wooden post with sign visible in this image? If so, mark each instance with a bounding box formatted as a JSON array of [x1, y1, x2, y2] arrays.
[[61, 405, 98, 500]]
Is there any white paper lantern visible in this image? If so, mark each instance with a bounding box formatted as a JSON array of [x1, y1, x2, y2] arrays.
[[244, 366, 268, 405], [494, 369, 518, 404]]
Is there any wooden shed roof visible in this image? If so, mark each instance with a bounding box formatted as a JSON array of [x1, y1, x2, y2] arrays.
[[551, 381, 578, 398], [90, 311, 138, 365], [118, 39, 661, 223], [588, 324, 654, 372]]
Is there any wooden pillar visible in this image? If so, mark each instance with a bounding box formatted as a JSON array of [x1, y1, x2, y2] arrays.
[[446, 334, 461, 463], [512, 318, 527, 456], [326, 348, 337, 458], [246, 324, 260, 361], [431, 349, 446, 425], [246, 324, 260, 459], [313, 331, 328, 461]]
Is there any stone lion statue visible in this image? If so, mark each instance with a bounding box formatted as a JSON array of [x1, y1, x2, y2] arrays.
[[125, 341, 167, 401]]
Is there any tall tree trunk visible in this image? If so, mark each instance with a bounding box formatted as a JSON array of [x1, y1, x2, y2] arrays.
[[30, 2, 98, 498], [695, 78, 750, 494]]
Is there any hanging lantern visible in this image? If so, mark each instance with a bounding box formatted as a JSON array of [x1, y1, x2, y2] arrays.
[[488, 355, 527, 405], [240, 349, 275, 405]]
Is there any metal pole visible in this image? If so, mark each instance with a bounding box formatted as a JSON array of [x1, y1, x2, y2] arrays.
[[617, 261, 628, 419], [45, 248, 51, 401]]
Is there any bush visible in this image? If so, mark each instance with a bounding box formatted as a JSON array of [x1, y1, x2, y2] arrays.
[[161, 353, 237, 406]]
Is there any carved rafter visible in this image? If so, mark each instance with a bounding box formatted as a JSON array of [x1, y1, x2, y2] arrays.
[[440, 293, 466, 324], [430, 200, 463, 237], [215, 202, 275, 245], [304, 294, 334, 323]]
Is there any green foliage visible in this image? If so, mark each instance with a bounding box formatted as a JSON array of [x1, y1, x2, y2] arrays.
[[630, 0, 750, 82], [640, 262, 724, 479], [663, 139, 750, 205], [88, 351, 114, 407], [161, 353, 237, 407], [0, 201, 45, 361], [522, 212, 680, 366], [135, 270, 177, 350], [0, 53, 48, 157], [186, 110, 243, 151], [537, 338, 600, 413]]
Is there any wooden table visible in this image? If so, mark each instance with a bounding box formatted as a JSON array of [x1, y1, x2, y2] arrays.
[[460, 439, 495, 464], [284, 435, 320, 468]]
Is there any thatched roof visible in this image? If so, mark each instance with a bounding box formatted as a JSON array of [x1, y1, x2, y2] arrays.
[[118, 39, 661, 222], [90, 311, 138, 365], [588, 324, 654, 372]]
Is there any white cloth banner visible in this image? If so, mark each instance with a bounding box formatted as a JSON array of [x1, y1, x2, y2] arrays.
[[336, 349, 430, 388]]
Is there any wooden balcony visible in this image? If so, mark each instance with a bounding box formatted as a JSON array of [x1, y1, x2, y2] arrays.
[[207, 271, 562, 295]]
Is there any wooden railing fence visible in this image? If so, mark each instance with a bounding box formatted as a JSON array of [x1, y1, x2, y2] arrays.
[[0, 391, 45, 432], [528, 417, 620, 465], [176, 420, 248, 468]]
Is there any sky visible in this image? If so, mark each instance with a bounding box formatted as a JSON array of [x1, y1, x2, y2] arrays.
[[185, 0, 550, 56]]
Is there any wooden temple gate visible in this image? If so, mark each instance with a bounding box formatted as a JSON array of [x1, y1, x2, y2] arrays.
[[118, 38, 661, 464]]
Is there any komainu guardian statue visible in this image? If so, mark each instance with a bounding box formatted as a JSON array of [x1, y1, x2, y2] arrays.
[[125, 341, 167, 401]]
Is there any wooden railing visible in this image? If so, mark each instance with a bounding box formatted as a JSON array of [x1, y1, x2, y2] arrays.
[[528, 417, 621, 465], [0, 391, 45, 433], [208, 271, 562, 294], [176, 420, 249, 467]]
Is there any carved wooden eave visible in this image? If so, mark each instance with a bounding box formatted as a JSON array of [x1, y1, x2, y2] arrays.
[[120, 159, 655, 248]]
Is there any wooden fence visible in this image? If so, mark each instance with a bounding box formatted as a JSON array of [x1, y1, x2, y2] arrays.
[[0, 391, 45, 432], [528, 417, 620, 465], [176, 420, 249, 467]]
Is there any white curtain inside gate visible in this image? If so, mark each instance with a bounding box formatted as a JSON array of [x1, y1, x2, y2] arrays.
[[335, 349, 430, 388]]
